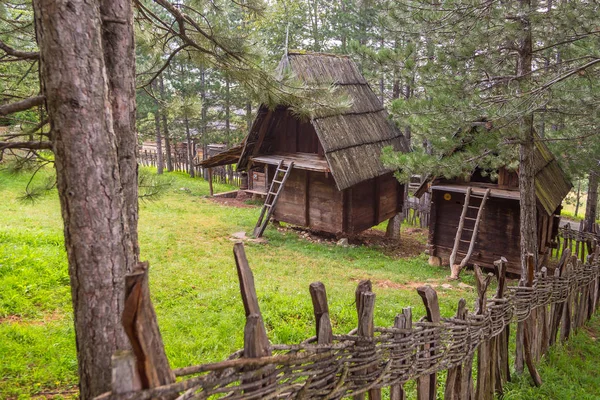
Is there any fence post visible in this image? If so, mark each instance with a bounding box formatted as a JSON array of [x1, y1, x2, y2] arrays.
[[122, 262, 175, 389], [443, 298, 466, 400], [309, 282, 333, 344], [473, 265, 494, 400], [560, 256, 576, 343], [522, 254, 542, 387], [391, 307, 412, 400], [494, 257, 510, 391], [353, 280, 379, 400], [208, 168, 214, 196], [233, 242, 272, 394], [416, 285, 440, 400]]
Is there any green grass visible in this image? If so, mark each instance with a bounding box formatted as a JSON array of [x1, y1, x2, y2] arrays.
[[503, 315, 600, 399], [1, 167, 599, 399]]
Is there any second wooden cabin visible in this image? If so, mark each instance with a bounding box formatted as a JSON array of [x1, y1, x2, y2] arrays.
[[236, 51, 409, 235], [417, 135, 572, 276]]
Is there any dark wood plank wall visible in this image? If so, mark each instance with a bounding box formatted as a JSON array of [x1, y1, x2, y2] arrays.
[[430, 187, 561, 275], [272, 111, 324, 155], [273, 169, 308, 227], [272, 169, 344, 232], [308, 172, 344, 232], [430, 190, 522, 274], [497, 167, 519, 188], [345, 173, 403, 234]]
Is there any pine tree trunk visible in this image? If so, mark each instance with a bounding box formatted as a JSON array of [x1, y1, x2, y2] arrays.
[[184, 113, 195, 178], [154, 108, 164, 175], [585, 169, 599, 232], [159, 74, 173, 172], [100, 0, 139, 268], [33, 1, 133, 397], [517, 0, 538, 271], [575, 179, 581, 217], [200, 66, 207, 178]]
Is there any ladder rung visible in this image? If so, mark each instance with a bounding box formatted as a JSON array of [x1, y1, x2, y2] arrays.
[[460, 239, 475, 243], [269, 191, 278, 195], [464, 217, 477, 221], [463, 228, 474, 231], [273, 180, 282, 184], [468, 206, 482, 209]]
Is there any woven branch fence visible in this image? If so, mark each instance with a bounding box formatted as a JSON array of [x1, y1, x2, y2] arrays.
[[96, 243, 600, 400], [551, 224, 599, 263]]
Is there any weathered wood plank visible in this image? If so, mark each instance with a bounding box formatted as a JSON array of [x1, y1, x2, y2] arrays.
[[391, 308, 412, 400], [309, 282, 333, 345], [417, 286, 441, 400], [444, 299, 467, 400]]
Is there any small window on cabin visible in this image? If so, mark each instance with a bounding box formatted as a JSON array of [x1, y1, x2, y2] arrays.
[[470, 167, 497, 184]]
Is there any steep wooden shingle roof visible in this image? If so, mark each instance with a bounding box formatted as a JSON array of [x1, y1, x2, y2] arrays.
[[238, 52, 408, 191]]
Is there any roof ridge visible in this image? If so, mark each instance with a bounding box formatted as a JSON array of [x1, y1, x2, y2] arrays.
[[287, 50, 350, 58]]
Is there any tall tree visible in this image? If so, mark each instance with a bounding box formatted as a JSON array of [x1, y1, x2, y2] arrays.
[[32, 0, 136, 397], [585, 168, 599, 232], [383, 0, 600, 272]]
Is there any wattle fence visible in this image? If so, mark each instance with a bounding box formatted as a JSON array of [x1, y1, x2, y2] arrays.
[[95, 243, 600, 400], [552, 224, 598, 263]]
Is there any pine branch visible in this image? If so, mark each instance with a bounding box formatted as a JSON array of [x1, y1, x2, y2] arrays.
[[0, 95, 45, 116], [0, 39, 38, 60], [0, 141, 52, 150]]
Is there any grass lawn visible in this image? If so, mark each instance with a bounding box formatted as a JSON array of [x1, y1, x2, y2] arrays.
[[1, 167, 599, 399]]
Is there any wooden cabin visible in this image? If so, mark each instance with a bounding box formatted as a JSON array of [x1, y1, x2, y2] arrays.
[[418, 139, 572, 276], [235, 52, 409, 235]]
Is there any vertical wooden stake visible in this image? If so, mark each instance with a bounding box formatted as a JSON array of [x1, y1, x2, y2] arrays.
[[473, 265, 494, 400], [522, 254, 542, 387], [353, 281, 380, 400], [493, 257, 509, 394], [391, 308, 412, 400], [233, 243, 272, 393], [417, 285, 441, 400], [309, 282, 333, 345], [208, 167, 214, 196], [443, 299, 467, 400]]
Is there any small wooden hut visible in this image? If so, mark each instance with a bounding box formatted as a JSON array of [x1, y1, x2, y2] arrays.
[[236, 51, 408, 235], [418, 138, 572, 276]]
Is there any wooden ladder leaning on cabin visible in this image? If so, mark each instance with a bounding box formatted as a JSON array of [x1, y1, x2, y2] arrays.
[[449, 187, 491, 279], [253, 160, 295, 238]]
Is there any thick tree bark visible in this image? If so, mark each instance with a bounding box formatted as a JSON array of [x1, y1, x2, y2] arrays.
[[584, 169, 599, 232], [33, 0, 132, 397], [100, 0, 139, 270], [517, 0, 538, 271]]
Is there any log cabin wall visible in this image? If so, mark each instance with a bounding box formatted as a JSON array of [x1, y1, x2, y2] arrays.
[[271, 111, 324, 156], [272, 169, 344, 233], [344, 172, 403, 234], [429, 187, 562, 275], [430, 189, 522, 274], [272, 169, 403, 235]]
